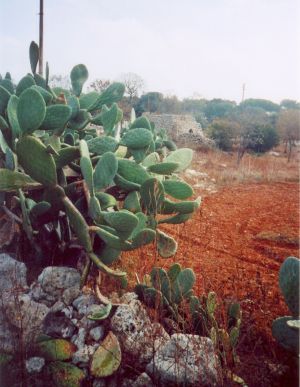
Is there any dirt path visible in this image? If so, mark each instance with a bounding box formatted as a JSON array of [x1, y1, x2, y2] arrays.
[[122, 182, 299, 386]]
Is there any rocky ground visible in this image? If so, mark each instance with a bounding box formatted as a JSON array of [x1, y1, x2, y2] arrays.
[[0, 255, 220, 386]]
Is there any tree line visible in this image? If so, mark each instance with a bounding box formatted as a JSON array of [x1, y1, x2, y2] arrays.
[[49, 73, 300, 161]]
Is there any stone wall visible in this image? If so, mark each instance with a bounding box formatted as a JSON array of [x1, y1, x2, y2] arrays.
[[143, 113, 214, 149]]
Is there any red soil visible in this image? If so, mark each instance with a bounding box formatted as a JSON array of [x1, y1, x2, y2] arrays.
[[120, 182, 299, 386]]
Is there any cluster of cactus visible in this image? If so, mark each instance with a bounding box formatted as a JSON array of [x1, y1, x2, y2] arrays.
[[135, 264, 241, 367], [272, 256, 299, 355], [190, 292, 242, 367], [0, 42, 200, 286], [135, 263, 196, 320]]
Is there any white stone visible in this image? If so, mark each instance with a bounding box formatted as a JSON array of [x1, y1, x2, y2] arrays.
[[146, 334, 219, 386]]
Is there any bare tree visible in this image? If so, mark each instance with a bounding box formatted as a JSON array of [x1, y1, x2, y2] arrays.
[[48, 74, 71, 90], [119, 72, 145, 101], [89, 79, 111, 93]]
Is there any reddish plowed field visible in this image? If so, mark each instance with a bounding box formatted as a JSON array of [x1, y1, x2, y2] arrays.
[[120, 182, 299, 386]]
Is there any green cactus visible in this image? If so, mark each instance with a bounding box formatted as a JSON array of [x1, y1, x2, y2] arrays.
[[165, 147, 194, 171], [16, 135, 57, 187], [17, 88, 46, 134], [0, 41, 200, 292], [121, 128, 153, 149], [272, 257, 300, 354], [70, 64, 88, 97], [41, 104, 72, 131], [88, 82, 125, 111], [148, 162, 180, 175], [29, 41, 39, 74], [87, 135, 118, 155], [140, 177, 165, 215], [16, 75, 36, 96], [130, 116, 152, 130], [162, 180, 194, 200], [94, 151, 118, 189], [0, 85, 11, 115]]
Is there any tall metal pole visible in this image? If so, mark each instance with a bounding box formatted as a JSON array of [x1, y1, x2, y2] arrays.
[[39, 0, 44, 75], [242, 83, 246, 102]]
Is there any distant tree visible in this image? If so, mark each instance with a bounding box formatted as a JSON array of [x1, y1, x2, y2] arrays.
[[119, 72, 145, 101], [246, 125, 279, 153], [239, 98, 280, 112], [207, 119, 237, 151], [230, 106, 277, 163], [89, 79, 111, 92], [280, 99, 300, 110], [135, 92, 163, 115], [49, 74, 71, 90], [160, 95, 181, 114], [204, 99, 236, 122], [277, 109, 300, 161]]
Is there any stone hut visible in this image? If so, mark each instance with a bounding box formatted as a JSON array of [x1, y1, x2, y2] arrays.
[[143, 113, 214, 149]]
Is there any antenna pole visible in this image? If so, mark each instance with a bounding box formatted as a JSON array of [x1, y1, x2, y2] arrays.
[[242, 83, 246, 102], [39, 0, 44, 75]]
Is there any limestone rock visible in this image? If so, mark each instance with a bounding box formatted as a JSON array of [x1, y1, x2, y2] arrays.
[[72, 344, 97, 365], [42, 311, 76, 338], [111, 299, 169, 365], [25, 357, 45, 373], [89, 326, 105, 342], [30, 267, 80, 306], [146, 334, 219, 386], [5, 294, 49, 346], [0, 253, 27, 300], [73, 293, 99, 315], [133, 372, 154, 387]]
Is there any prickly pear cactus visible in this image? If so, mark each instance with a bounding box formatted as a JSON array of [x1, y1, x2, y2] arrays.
[[0, 41, 201, 287], [272, 256, 300, 354]]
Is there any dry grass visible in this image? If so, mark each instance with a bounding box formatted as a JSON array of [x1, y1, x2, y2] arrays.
[[189, 146, 299, 190]]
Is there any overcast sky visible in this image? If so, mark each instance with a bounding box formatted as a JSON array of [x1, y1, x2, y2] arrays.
[[0, 0, 299, 103]]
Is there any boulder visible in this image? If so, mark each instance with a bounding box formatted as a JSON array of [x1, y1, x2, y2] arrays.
[[5, 294, 49, 346], [111, 299, 169, 365], [30, 266, 80, 306], [0, 253, 27, 301], [146, 334, 219, 386]]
